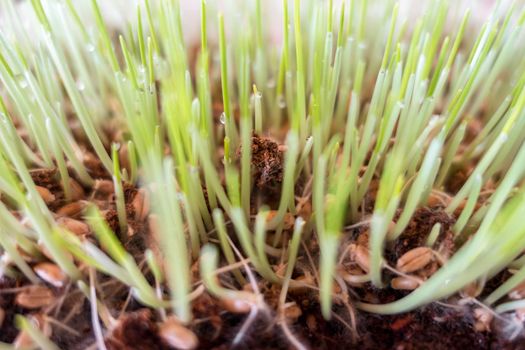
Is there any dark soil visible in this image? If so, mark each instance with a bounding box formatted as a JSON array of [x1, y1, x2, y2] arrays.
[[391, 206, 456, 260], [246, 134, 284, 204], [0, 277, 20, 343], [30, 168, 59, 189], [106, 309, 170, 350]]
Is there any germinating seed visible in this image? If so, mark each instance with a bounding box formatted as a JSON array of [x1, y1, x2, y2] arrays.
[[57, 217, 90, 236], [93, 179, 114, 196], [390, 277, 420, 290], [220, 298, 252, 314], [426, 192, 450, 207], [15, 285, 55, 309], [159, 317, 198, 350], [473, 308, 493, 332], [64, 179, 85, 201], [56, 201, 88, 217], [283, 304, 302, 322], [38, 242, 74, 262], [306, 314, 317, 332], [34, 262, 67, 288], [118, 143, 131, 173], [0, 0, 524, 346], [220, 297, 253, 314], [266, 210, 295, 230], [350, 244, 371, 273], [15, 246, 36, 263], [340, 268, 368, 287], [132, 188, 150, 221], [35, 186, 55, 205], [460, 281, 483, 298], [396, 247, 433, 273]]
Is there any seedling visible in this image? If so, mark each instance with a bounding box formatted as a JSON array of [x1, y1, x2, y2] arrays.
[[0, 0, 525, 348]]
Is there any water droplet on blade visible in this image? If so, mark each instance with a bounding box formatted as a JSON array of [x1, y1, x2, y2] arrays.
[[219, 112, 226, 125], [76, 80, 85, 91], [277, 95, 286, 109], [17, 75, 28, 89]]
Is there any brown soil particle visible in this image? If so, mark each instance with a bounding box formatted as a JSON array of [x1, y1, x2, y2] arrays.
[[247, 134, 284, 200], [104, 209, 121, 234], [30, 168, 58, 188], [195, 312, 289, 350], [392, 207, 455, 260], [106, 309, 169, 350], [446, 167, 472, 194], [123, 182, 138, 202], [51, 297, 94, 350]]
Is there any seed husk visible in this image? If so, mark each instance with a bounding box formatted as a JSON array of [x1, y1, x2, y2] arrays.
[[396, 247, 433, 273], [460, 280, 483, 298], [266, 210, 295, 230], [220, 298, 252, 314], [306, 314, 317, 331], [56, 201, 88, 218], [62, 178, 85, 201], [39, 242, 74, 262], [57, 217, 89, 236], [15, 285, 55, 309], [473, 308, 493, 332], [132, 188, 150, 221], [391, 276, 420, 290], [159, 317, 198, 350], [34, 262, 67, 288], [351, 244, 370, 273], [283, 303, 302, 322], [220, 292, 258, 314], [15, 246, 38, 263], [427, 192, 450, 207], [340, 267, 368, 286], [93, 179, 115, 196], [35, 186, 55, 205], [118, 143, 131, 174]]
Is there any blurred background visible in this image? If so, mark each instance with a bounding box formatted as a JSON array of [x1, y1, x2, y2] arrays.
[[0, 0, 504, 47]]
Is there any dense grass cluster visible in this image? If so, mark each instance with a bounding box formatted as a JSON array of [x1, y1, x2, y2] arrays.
[[1, 0, 525, 347]]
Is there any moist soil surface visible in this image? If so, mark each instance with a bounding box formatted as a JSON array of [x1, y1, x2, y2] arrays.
[[1, 137, 524, 349]]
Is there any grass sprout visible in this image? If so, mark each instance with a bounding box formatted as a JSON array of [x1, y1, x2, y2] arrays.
[[0, 0, 525, 347]]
